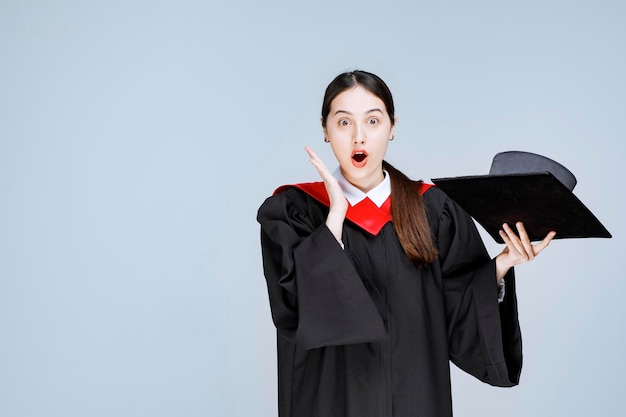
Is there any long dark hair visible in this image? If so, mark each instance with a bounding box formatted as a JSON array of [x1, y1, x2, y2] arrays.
[[321, 70, 438, 267]]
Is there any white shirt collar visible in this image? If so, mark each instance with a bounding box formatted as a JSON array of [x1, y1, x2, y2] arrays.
[[332, 168, 391, 207]]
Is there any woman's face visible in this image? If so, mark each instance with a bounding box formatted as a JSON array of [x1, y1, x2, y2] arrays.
[[323, 85, 396, 193]]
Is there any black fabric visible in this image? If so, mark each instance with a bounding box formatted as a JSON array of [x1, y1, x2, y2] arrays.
[[257, 185, 521, 417]]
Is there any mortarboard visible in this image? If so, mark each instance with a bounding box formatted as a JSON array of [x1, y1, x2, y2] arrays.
[[432, 151, 612, 243]]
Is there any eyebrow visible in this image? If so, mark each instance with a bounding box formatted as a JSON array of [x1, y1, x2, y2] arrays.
[[333, 108, 384, 116]]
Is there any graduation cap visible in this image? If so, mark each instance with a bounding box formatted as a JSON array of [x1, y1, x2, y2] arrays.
[[432, 151, 612, 243]]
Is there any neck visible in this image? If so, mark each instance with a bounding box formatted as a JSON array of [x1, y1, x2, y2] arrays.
[[340, 168, 385, 193]]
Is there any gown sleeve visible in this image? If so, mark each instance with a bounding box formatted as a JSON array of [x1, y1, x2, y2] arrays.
[[257, 188, 388, 350], [434, 189, 522, 387]]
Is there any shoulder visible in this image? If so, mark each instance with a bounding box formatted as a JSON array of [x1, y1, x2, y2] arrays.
[[420, 184, 461, 230], [421, 183, 478, 239], [259, 185, 310, 212], [257, 183, 327, 224], [421, 183, 449, 213], [274, 182, 328, 202]]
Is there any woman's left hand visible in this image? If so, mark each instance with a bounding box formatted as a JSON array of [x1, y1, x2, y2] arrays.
[[495, 222, 556, 282]]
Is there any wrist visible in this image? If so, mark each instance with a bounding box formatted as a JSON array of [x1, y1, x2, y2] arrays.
[[495, 254, 512, 283], [325, 211, 345, 245]]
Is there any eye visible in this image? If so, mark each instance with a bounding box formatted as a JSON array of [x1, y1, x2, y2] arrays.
[[339, 119, 350, 127], [368, 117, 379, 125]]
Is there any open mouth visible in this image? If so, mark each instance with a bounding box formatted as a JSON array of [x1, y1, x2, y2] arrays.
[[351, 150, 368, 167]]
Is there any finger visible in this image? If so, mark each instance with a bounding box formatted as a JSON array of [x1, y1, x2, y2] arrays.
[[515, 222, 535, 260], [304, 146, 318, 161], [499, 227, 520, 258], [305, 146, 323, 168], [499, 229, 513, 247], [502, 223, 526, 257], [305, 147, 330, 171], [305, 147, 332, 178], [533, 230, 557, 255]]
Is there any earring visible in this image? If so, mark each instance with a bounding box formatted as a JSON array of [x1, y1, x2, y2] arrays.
[[389, 136, 395, 141], [324, 137, 329, 143]]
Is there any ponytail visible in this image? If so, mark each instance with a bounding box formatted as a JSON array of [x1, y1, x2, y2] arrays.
[[383, 161, 438, 267]]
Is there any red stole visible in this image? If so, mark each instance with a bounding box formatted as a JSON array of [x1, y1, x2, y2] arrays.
[[274, 182, 433, 236]]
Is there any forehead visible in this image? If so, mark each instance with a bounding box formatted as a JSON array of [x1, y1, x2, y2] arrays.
[[329, 85, 386, 115]]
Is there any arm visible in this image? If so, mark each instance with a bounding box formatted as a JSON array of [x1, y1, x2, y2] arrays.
[[258, 189, 386, 350], [305, 146, 348, 246], [433, 190, 523, 386]]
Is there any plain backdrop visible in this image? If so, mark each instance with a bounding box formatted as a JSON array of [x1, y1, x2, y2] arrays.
[[1, 1, 624, 416]]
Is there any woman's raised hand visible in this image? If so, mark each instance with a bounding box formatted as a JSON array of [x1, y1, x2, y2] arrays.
[[305, 147, 348, 245], [495, 222, 556, 282]]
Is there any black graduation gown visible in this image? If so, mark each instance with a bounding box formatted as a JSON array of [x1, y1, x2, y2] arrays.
[[257, 182, 521, 417]]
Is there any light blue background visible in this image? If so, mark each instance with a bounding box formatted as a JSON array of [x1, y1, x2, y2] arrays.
[[1, 1, 624, 416]]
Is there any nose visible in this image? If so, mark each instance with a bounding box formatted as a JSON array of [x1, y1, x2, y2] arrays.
[[353, 125, 365, 144]]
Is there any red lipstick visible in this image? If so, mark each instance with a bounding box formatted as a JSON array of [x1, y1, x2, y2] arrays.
[[351, 150, 368, 168]]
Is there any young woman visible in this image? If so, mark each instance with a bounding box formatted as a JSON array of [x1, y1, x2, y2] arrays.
[[257, 70, 554, 417]]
